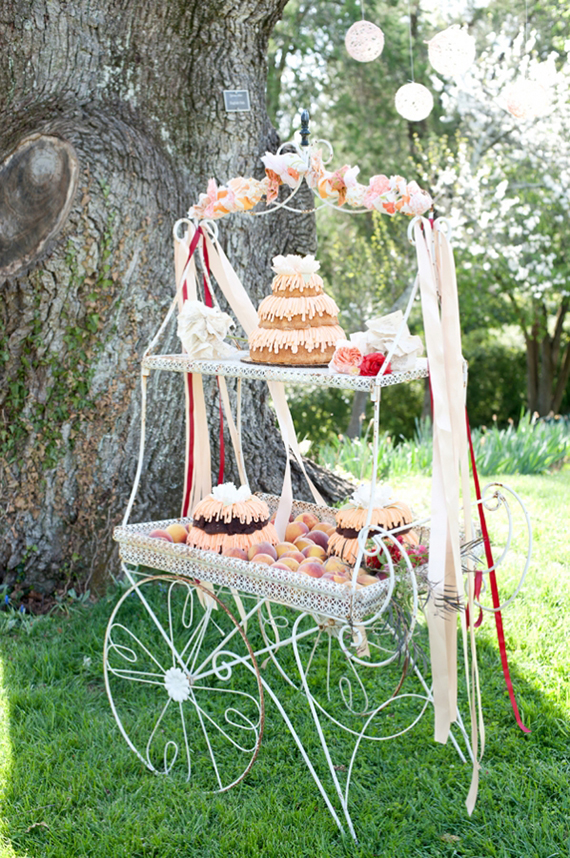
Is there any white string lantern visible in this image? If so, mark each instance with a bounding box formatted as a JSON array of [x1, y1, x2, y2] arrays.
[[395, 83, 434, 121], [427, 25, 476, 76], [504, 79, 551, 120], [345, 20, 385, 62]]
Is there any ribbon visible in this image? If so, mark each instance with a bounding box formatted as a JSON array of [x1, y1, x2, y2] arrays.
[[201, 228, 325, 533], [466, 412, 530, 734], [414, 218, 483, 814], [174, 231, 212, 519], [217, 377, 225, 485]]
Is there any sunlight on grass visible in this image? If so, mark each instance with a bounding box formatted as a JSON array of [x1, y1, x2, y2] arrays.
[[0, 472, 568, 856], [0, 658, 21, 858]]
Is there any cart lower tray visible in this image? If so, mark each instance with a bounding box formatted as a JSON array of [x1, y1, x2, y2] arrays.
[[113, 495, 393, 622]]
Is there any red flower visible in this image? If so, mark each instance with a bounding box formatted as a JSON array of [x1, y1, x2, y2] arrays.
[[359, 352, 391, 377]]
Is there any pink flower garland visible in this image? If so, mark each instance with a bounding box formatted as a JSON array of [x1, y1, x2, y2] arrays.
[[188, 150, 432, 221]]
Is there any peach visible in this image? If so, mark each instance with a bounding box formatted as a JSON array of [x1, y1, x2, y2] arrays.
[[294, 512, 320, 531], [343, 580, 363, 589], [357, 573, 380, 587], [324, 556, 351, 575], [250, 554, 275, 565], [248, 542, 278, 562], [302, 544, 327, 561], [311, 522, 335, 535], [275, 542, 298, 558], [222, 547, 249, 561], [280, 550, 305, 564], [294, 537, 314, 552], [166, 523, 189, 544], [149, 529, 174, 542], [271, 561, 293, 572], [279, 557, 300, 572], [298, 559, 325, 578], [306, 530, 329, 551], [284, 521, 309, 543], [333, 573, 350, 584]]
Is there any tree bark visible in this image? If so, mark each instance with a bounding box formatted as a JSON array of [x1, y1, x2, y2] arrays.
[[0, 0, 350, 595]]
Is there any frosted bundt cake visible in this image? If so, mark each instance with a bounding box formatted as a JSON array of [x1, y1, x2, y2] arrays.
[[248, 254, 345, 365], [328, 484, 415, 565], [186, 483, 279, 554]]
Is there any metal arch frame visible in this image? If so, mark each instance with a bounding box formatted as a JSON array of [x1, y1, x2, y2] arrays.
[[104, 129, 534, 842]]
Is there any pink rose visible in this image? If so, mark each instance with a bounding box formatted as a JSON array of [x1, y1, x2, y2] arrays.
[[330, 345, 362, 375], [359, 352, 391, 377]]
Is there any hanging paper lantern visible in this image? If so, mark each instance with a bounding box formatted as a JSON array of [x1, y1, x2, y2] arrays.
[[345, 20, 385, 63], [504, 79, 551, 120], [395, 83, 434, 121], [427, 25, 476, 76]]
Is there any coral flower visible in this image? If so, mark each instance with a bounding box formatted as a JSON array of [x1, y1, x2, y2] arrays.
[[329, 344, 363, 375]]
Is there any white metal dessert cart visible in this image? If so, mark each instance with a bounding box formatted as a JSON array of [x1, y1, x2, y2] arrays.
[[104, 118, 532, 841]]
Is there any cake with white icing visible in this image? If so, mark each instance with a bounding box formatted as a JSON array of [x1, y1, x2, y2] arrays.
[[248, 254, 345, 365]]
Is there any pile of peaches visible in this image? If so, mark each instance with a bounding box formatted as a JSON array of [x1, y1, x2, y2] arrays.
[[149, 512, 379, 589]]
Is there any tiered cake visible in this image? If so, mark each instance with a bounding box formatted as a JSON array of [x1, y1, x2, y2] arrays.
[[248, 254, 345, 365]]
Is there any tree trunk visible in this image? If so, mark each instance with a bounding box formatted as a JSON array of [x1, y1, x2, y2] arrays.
[[524, 303, 570, 417], [0, 0, 350, 596]]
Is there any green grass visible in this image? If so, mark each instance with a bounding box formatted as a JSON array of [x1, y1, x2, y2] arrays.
[[1, 471, 570, 857]]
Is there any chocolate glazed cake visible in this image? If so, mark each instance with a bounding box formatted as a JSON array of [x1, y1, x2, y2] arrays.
[[186, 483, 279, 554], [328, 486, 416, 565]]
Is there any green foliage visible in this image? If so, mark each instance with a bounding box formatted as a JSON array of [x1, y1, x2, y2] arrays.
[[317, 413, 569, 482], [319, 210, 418, 332], [288, 380, 426, 451], [463, 328, 528, 428]]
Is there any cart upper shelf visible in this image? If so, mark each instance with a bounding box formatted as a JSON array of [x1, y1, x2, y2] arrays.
[[142, 353, 430, 391]]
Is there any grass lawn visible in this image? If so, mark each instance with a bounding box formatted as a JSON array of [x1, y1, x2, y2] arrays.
[[1, 471, 569, 857]]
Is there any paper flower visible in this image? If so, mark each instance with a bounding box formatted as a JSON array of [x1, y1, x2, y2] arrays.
[[329, 341, 363, 375], [164, 667, 191, 702], [348, 330, 371, 354], [317, 165, 359, 206], [261, 151, 307, 201], [305, 148, 327, 190], [365, 311, 424, 370], [363, 174, 391, 210], [227, 176, 267, 212], [177, 300, 235, 360], [211, 482, 253, 504], [188, 158, 432, 221], [359, 352, 391, 376], [347, 481, 395, 510]]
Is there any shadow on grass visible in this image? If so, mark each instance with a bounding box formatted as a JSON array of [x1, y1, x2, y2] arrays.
[[0, 589, 569, 858]]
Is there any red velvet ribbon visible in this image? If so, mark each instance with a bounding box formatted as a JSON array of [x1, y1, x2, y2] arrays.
[[466, 410, 530, 733], [180, 239, 198, 518], [217, 378, 225, 485]]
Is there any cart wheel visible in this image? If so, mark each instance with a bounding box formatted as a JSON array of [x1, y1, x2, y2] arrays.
[[104, 575, 264, 792]]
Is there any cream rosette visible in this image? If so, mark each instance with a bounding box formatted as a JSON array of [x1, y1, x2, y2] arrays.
[[177, 300, 236, 360], [211, 482, 252, 505], [271, 254, 321, 283]]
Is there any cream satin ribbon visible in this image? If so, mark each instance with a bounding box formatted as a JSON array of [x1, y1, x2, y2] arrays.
[[414, 217, 483, 813], [174, 236, 212, 516], [202, 228, 325, 540]]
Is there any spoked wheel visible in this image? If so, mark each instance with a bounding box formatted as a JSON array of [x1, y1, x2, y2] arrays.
[[104, 575, 264, 792]]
